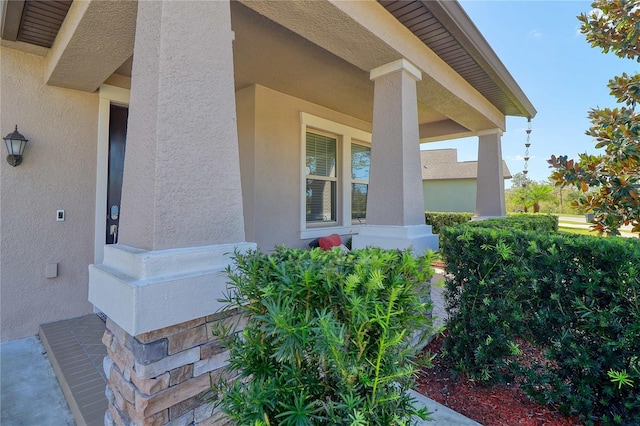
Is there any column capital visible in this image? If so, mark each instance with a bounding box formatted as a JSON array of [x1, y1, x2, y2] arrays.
[[370, 59, 422, 82], [476, 128, 503, 137]]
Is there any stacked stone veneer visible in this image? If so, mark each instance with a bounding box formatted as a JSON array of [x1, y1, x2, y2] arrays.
[[102, 309, 245, 426]]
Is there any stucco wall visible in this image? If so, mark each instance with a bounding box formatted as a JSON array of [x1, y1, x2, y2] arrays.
[[423, 179, 477, 213], [1, 47, 98, 341], [236, 85, 371, 251]]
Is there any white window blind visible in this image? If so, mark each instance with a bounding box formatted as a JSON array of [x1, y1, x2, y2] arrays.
[[306, 132, 337, 223]]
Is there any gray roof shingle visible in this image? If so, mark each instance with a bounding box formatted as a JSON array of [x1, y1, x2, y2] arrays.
[[421, 149, 511, 180]]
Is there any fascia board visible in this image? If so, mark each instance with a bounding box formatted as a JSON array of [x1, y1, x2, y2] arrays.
[[425, 0, 537, 119]]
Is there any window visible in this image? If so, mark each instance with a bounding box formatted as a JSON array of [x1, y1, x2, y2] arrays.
[[305, 132, 337, 223], [351, 142, 370, 223], [301, 113, 371, 238]]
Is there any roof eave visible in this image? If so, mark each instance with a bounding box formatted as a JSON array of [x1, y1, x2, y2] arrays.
[[425, 0, 537, 119], [1, 0, 25, 41]]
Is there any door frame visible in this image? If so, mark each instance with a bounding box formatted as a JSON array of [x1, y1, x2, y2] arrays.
[[95, 84, 130, 263]]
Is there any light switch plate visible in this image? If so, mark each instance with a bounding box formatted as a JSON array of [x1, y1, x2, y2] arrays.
[[57, 210, 64, 221], [46, 263, 58, 278]]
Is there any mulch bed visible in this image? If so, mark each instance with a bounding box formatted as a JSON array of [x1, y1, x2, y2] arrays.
[[415, 335, 585, 425]]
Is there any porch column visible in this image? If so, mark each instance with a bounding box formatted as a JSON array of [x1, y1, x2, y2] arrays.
[[352, 59, 438, 253], [88, 2, 254, 425], [475, 129, 506, 218]]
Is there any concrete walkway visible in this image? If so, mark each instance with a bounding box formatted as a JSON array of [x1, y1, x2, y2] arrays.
[[0, 336, 75, 426]]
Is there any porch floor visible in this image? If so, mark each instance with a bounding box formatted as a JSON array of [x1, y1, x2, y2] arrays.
[[36, 272, 448, 426], [39, 314, 108, 426]]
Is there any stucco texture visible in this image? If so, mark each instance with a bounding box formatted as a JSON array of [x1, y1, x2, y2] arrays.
[[1, 47, 98, 341], [236, 85, 371, 251], [118, 1, 245, 250]]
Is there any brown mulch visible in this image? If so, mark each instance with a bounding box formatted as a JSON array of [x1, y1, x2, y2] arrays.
[[415, 335, 584, 425]]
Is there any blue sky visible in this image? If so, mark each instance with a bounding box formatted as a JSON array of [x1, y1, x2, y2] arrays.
[[424, 0, 638, 187]]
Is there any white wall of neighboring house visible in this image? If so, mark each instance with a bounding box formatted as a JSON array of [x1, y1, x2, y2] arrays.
[[1, 47, 99, 341], [423, 179, 477, 213]]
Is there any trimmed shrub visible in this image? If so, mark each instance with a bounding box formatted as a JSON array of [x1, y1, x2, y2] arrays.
[[440, 222, 640, 425], [465, 213, 558, 232], [212, 247, 435, 425], [424, 212, 473, 234]]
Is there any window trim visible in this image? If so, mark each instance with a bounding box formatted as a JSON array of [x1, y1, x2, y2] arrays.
[[300, 113, 371, 239], [350, 140, 370, 225]]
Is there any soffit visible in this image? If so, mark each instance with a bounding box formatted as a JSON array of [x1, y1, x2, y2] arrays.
[[1, 0, 526, 137], [380, 0, 536, 119], [231, 2, 448, 125], [3, 0, 72, 48]]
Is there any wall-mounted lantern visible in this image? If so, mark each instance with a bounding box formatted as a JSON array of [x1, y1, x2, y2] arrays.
[[3, 126, 28, 167]]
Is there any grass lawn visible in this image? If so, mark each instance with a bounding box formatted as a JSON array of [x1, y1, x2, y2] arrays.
[[558, 226, 599, 236]]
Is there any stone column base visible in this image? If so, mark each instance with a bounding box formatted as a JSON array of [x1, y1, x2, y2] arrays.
[[102, 310, 243, 426], [89, 242, 256, 337], [351, 224, 439, 253]]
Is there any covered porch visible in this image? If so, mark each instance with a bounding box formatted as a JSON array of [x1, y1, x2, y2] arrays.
[[1, 1, 535, 424]]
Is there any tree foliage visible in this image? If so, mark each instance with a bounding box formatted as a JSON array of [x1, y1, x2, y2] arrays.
[[548, 0, 640, 235], [507, 173, 557, 213]]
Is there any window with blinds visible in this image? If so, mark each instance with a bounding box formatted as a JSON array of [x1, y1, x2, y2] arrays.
[[306, 132, 337, 223], [351, 143, 370, 222]]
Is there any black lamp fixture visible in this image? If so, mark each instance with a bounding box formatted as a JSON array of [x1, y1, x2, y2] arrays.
[[4, 125, 28, 167]]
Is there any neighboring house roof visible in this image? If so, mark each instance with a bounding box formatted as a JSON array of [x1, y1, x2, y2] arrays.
[[421, 148, 512, 180]]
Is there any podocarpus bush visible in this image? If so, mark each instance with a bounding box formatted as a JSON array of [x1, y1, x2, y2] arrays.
[[213, 247, 434, 425], [465, 213, 558, 232], [424, 212, 473, 234], [440, 218, 640, 425]]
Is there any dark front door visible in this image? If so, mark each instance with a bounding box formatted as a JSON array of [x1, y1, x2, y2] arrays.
[[106, 105, 128, 244]]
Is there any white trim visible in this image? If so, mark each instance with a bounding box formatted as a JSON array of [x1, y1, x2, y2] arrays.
[[94, 84, 130, 264], [370, 59, 422, 82], [300, 113, 371, 239], [89, 242, 256, 336], [301, 225, 363, 240], [99, 84, 130, 105], [476, 128, 503, 137], [341, 134, 350, 227]]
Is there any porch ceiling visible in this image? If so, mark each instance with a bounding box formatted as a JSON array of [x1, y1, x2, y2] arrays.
[[231, 2, 448, 128], [236, 0, 505, 137], [1, 0, 535, 140]]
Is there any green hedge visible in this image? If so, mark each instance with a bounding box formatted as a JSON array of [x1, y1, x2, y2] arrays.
[[464, 213, 558, 232], [424, 212, 557, 234], [213, 247, 434, 425], [424, 212, 473, 234], [440, 222, 640, 425]]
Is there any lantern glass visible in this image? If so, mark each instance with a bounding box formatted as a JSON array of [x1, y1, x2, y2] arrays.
[[5, 138, 26, 156]]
